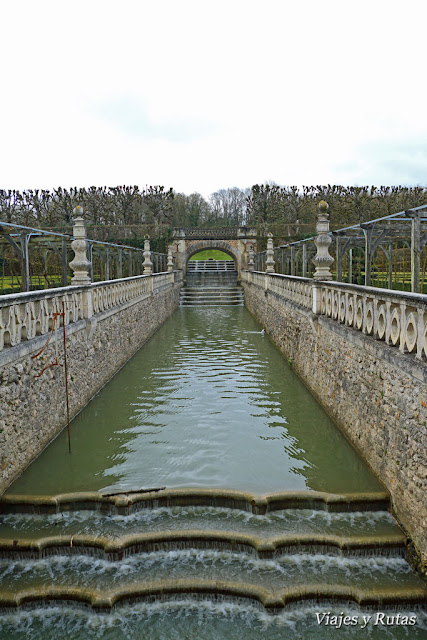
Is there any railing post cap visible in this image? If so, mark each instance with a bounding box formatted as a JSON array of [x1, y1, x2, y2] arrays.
[[319, 201, 329, 214], [73, 205, 84, 218]]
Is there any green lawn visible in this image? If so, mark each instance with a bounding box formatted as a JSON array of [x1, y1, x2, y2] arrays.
[[189, 250, 232, 260], [0, 275, 68, 295]]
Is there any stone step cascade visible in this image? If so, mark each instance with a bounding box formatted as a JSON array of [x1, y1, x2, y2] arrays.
[[185, 272, 240, 287], [0, 489, 426, 633], [181, 260, 244, 306], [180, 286, 244, 306]]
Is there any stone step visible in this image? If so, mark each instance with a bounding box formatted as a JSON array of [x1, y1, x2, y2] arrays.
[[180, 292, 244, 298], [180, 302, 244, 306], [180, 285, 244, 306], [0, 488, 393, 515], [183, 289, 243, 294], [0, 580, 425, 613], [185, 276, 238, 284], [187, 266, 236, 271], [180, 299, 244, 304], [180, 293, 244, 305], [180, 299, 244, 303], [187, 260, 236, 272]]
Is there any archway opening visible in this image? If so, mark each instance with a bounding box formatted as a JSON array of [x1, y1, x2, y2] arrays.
[[189, 250, 232, 261], [185, 244, 238, 272]]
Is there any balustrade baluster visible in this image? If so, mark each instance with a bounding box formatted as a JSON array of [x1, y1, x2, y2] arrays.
[[399, 303, 406, 353]]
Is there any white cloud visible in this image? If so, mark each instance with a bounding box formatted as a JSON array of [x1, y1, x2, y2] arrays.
[[1, 0, 427, 197]]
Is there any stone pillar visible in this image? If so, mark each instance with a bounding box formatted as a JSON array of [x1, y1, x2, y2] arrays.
[[248, 245, 255, 271], [143, 236, 153, 275], [69, 206, 91, 285], [312, 281, 322, 315], [167, 245, 174, 272], [265, 233, 275, 273], [312, 201, 333, 281]]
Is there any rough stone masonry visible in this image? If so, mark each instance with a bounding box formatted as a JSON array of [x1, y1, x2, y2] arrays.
[[0, 276, 181, 493], [242, 277, 427, 575]]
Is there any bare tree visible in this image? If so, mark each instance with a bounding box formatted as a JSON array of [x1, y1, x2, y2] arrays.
[[209, 187, 249, 226]]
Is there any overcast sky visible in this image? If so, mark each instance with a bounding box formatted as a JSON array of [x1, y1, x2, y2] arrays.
[[1, 0, 426, 198]]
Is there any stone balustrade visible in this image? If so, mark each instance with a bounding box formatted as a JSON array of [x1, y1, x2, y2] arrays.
[[0, 272, 179, 353], [314, 281, 427, 360], [92, 278, 150, 315], [242, 270, 427, 361], [91, 272, 174, 315], [247, 271, 267, 290], [268, 274, 313, 310], [0, 287, 85, 351], [242, 271, 313, 310]]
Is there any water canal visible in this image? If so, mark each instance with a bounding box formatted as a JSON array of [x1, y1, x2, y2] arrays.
[[0, 306, 426, 638]]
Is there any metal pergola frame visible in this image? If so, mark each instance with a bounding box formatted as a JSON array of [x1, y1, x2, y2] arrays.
[[254, 205, 427, 293], [0, 221, 168, 293]]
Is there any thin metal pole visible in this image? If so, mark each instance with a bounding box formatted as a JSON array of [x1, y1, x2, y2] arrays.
[[62, 301, 71, 453], [409, 210, 421, 293]]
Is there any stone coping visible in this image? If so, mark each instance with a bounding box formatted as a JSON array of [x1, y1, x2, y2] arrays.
[[0, 580, 425, 611], [0, 489, 390, 515], [0, 284, 85, 305], [90, 271, 173, 289], [0, 530, 406, 560], [248, 271, 313, 284]]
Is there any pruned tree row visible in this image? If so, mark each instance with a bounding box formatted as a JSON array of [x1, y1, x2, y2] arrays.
[[0, 184, 426, 233], [245, 184, 427, 230]]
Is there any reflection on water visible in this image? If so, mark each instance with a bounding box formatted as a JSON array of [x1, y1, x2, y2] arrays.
[[8, 307, 382, 495]]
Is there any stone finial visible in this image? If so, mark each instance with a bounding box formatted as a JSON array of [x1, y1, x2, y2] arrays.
[[265, 233, 275, 273], [248, 244, 255, 271], [167, 245, 174, 272], [69, 206, 91, 285], [312, 200, 334, 280], [143, 235, 153, 275]]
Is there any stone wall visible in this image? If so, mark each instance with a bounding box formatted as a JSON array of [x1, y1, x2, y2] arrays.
[[242, 275, 427, 573], [0, 273, 182, 493]]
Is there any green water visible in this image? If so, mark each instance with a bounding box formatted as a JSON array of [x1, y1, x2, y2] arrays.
[[7, 307, 382, 496]]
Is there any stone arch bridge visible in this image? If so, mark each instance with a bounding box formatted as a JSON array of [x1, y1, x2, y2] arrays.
[[169, 227, 257, 277]]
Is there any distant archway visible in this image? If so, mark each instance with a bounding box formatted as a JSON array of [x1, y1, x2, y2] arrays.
[[184, 240, 239, 271], [169, 229, 257, 275]]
